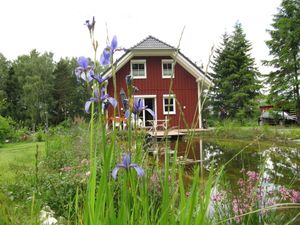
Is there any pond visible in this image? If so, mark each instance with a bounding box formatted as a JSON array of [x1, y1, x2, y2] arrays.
[[153, 137, 300, 191]]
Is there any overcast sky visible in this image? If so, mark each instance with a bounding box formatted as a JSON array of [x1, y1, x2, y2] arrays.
[[0, 0, 282, 73]]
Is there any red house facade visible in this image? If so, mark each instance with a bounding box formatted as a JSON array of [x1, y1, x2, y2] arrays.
[[104, 36, 212, 129]]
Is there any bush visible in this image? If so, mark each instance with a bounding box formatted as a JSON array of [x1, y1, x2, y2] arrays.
[[34, 130, 45, 142], [0, 116, 14, 143], [14, 128, 31, 142]]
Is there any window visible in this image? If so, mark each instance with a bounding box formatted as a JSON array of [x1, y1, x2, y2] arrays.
[[162, 60, 174, 78], [163, 94, 176, 115], [131, 60, 147, 79]]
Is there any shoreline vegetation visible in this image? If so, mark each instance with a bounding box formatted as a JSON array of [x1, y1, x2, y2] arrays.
[[0, 123, 299, 224], [199, 124, 300, 144]]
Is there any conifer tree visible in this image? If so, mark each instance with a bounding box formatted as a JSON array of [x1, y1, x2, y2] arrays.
[[264, 0, 300, 118], [52, 58, 89, 124], [0, 53, 9, 114], [210, 22, 261, 120]]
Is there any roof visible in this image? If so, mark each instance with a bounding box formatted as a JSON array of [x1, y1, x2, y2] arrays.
[[102, 35, 213, 87], [131, 35, 175, 50]]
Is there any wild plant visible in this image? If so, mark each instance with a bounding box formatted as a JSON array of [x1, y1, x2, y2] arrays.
[[212, 169, 300, 224]]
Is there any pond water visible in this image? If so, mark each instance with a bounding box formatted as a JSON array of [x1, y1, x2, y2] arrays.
[[154, 137, 300, 191]]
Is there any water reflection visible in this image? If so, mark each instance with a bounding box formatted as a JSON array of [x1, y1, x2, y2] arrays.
[[155, 137, 300, 190]]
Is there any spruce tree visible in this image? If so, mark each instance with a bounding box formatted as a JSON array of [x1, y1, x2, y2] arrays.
[[264, 0, 300, 118], [3, 67, 23, 122], [210, 32, 231, 117], [210, 22, 261, 121]]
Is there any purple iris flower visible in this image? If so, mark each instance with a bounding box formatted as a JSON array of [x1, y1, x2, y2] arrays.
[[99, 35, 118, 66], [125, 74, 132, 86], [100, 48, 111, 66], [120, 88, 128, 112], [111, 35, 118, 52], [91, 74, 108, 85], [112, 153, 144, 180], [75, 56, 93, 82], [84, 16, 96, 33], [85, 87, 117, 113], [125, 74, 139, 93], [125, 98, 155, 119]]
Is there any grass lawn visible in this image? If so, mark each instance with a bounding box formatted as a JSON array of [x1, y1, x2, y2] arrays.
[[0, 142, 45, 184]]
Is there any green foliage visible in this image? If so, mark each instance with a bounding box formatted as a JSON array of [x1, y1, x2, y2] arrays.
[[0, 51, 89, 132], [13, 127, 31, 142], [1, 126, 300, 224], [0, 142, 44, 224], [0, 191, 41, 225], [52, 58, 89, 125], [0, 53, 10, 114], [1, 66, 23, 123], [210, 22, 261, 120], [0, 116, 14, 143], [264, 0, 300, 117], [13, 50, 55, 131], [33, 130, 44, 142], [34, 124, 89, 219], [202, 121, 300, 143], [287, 128, 300, 139], [0, 51, 90, 131]]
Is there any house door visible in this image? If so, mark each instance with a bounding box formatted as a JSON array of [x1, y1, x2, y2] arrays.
[[134, 96, 156, 127]]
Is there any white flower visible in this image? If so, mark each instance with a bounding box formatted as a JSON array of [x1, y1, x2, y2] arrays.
[[40, 206, 58, 225], [42, 217, 57, 225]]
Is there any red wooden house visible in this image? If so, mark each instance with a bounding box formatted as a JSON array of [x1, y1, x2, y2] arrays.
[[104, 36, 213, 129]]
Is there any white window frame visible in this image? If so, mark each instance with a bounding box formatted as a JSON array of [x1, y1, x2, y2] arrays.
[[131, 59, 147, 79], [163, 94, 176, 115], [161, 59, 174, 79]]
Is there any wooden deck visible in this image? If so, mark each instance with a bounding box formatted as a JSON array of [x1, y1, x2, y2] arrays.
[[147, 130, 185, 138], [146, 119, 213, 138], [147, 128, 212, 138]]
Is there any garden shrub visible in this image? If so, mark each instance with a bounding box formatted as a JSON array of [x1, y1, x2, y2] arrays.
[[34, 129, 45, 142], [0, 116, 14, 143], [33, 124, 90, 219]]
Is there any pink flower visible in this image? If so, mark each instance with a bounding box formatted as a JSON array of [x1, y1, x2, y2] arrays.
[[267, 199, 275, 206], [237, 178, 244, 187], [263, 176, 271, 182], [233, 199, 239, 213], [279, 187, 290, 200], [212, 192, 223, 203], [246, 171, 259, 182], [291, 190, 300, 203], [234, 216, 241, 223]]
